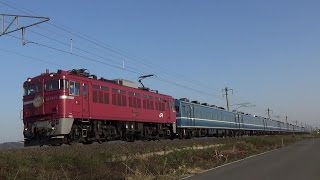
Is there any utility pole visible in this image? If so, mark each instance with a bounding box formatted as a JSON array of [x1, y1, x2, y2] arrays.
[[267, 108, 273, 119], [293, 120, 298, 135], [222, 87, 233, 111], [285, 116, 288, 131]]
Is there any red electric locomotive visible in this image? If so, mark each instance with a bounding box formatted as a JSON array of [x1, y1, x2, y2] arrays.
[[23, 69, 176, 146]]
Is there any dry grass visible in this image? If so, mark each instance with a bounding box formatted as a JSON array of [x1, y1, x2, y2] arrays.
[[0, 134, 314, 179]]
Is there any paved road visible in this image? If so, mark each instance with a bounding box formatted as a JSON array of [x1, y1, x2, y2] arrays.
[[185, 138, 320, 180]]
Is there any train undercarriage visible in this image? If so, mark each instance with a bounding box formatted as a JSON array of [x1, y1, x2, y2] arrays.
[[23, 118, 176, 146], [176, 128, 293, 139], [24, 119, 300, 147]]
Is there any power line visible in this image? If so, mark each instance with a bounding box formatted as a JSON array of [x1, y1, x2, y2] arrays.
[[2, 0, 305, 119], [27, 29, 147, 74], [6, 33, 143, 75], [0, 48, 69, 68], [0, 0, 224, 95], [6, 33, 224, 99], [2, 18, 148, 75]]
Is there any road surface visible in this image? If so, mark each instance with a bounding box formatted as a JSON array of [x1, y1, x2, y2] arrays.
[[185, 138, 320, 180]]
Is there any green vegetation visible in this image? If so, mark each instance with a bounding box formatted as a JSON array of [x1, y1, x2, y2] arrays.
[[0, 134, 315, 180]]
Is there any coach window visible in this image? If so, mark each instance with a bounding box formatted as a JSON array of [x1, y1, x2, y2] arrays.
[[182, 105, 185, 115]]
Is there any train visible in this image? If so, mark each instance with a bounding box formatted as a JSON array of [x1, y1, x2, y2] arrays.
[[22, 69, 308, 146]]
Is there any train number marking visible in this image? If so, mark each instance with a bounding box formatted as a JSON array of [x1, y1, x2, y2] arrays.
[[159, 113, 164, 118]]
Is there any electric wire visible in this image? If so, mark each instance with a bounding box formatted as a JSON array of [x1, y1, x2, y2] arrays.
[[0, 0, 223, 95], [0, 2, 309, 127], [6, 33, 224, 99], [0, 47, 69, 69], [0, 0, 259, 106], [1, 17, 225, 102]]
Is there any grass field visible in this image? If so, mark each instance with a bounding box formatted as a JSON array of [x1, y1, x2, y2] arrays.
[[0, 134, 316, 180]]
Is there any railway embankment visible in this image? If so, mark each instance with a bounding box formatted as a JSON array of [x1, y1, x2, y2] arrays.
[[0, 134, 316, 179]]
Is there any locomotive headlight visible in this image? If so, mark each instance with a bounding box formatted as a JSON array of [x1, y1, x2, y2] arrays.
[[49, 73, 54, 77], [27, 78, 32, 82], [24, 128, 28, 131], [51, 127, 56, 130]]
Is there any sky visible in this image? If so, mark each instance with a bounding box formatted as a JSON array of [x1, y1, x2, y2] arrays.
[[0, 0, 319, 142]]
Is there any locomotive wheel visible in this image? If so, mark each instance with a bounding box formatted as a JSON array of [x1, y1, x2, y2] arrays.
[[126, 136, 135, 142]]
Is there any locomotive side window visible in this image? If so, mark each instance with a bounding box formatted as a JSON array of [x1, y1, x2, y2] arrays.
[[75, 82, 80, 95], [93, 85, 100, 89], [142, 95, 154, 110], [101, 86, 108, 91], [93, 90, 98, 103], [69, 81, 80, 96], [104, 93, 109, 104], [99, 91, 104, 103], [92, 84, 109, 104], [69, 81, 75, 95], [154, 97, 165, 111], [128, 92, 141, 108], [112, 88, 127, 106]]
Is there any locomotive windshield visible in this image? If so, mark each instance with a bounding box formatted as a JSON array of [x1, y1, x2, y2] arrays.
[[45, 79, 68, 91], [23, 83, 42, 96]]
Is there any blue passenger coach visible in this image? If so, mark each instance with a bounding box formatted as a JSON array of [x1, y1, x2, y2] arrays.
[[175, 98, 241, 137], [175, 98, 303, 138]]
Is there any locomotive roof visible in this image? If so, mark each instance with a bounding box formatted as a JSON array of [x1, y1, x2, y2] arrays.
[[26, 69, 172, 98]]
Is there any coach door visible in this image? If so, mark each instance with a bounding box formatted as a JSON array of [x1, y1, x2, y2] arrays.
[[187, 105, 195, 126], [235, 114, 240, 130], [239, 114, 244, 129], [82, 83, 89, 117]]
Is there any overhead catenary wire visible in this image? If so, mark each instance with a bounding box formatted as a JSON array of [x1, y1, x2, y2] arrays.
[[6, 33, 224, 100], [6, 34, 142, 75], [0, 47, 69, 69], [0, 0, 279, 113], [2, 18, 149, 75], [0, 11, 225, 102], [0, 2, 311, 128], [0, 9, 240, 109], [0, 0, 224, 95], [0, 1, 313, 128], [27, 29, 148, 75]]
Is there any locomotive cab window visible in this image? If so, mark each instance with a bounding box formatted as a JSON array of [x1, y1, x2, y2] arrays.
[[45, 80, 59, 91], [24, 83, 42, 96], [45, 79, 67, 91], [59, 79, 68, 90], [69, 81, 80, 96]]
